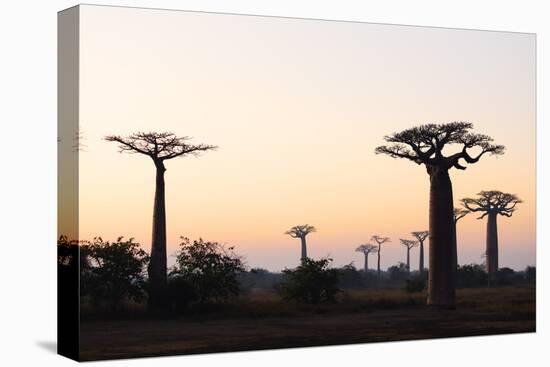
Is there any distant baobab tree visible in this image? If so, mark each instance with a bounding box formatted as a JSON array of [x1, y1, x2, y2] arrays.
[[285, 224, 316, 262], [376, 122, 504, 307], [105, 132, 216, 311], [400, 239, 419, 274], [461, 190, 522, 285], [452, 208, 469, 268], [411, 231, 428, 273], [371, 235, 391, 276], [355, 243, 378, 272]]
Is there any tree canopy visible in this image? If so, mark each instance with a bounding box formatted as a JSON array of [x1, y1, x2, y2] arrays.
[[371, 235, 391, 246], [375, 122, 505, 171], [285, 224, 316, 238], [411, 231, 429, 243], [355, 243, 378, 255], [105, 132, 217, 161], [462, 190, 522, 219], [400, 239, 419, 250]]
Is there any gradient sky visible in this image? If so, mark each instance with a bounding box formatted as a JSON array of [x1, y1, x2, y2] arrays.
[[70, 5, 535, 271]]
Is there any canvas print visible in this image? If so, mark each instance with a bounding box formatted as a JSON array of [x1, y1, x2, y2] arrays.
[[58, 4, 536, 361]]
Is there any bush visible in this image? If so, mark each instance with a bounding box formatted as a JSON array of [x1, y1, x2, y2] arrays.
[[524, 266, 536, 283], [170, 237, 246, 305], [276, 258, 340, 304], [405, 276, 426, 293], [496, 267, 517, 285], [167, 276, 198, 313], [238, 268, 284, 289], [81, 237, 149, 311], [336, 263, 365, 289], [456, 264, 488, 288], [387, 262, 408, 282]]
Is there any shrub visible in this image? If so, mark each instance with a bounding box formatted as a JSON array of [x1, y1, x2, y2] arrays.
[[170, 237, 246, 305], [405, 276, 425, 293], [239, 268, 284, 289], [456, 264, 488, 288], [387, 262, 408, 282], [276, 258, 340, 304], [524, 266, 536, 283], [167, 275, 198, 313], [336, 263, 365, 289], [81, 237, 149, 311]]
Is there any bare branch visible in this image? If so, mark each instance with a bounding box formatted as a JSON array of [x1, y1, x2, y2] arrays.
[[411, 230, 429, 243], [400, 238, 419, 249], [453, 208, 469, 222], [371, 235, 391, 247], [375, 122, 505, 172], [461, 190, 521, 218], [105, 132, 217, 161], [355, 243, 378, 254]]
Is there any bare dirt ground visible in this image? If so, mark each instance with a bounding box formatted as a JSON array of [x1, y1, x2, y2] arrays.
[[79, 286, 535, 361]]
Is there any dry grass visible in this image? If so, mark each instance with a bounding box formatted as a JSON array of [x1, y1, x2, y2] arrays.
[[80, 286, 535, 361]]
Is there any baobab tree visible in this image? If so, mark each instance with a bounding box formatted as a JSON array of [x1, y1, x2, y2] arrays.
[[355, 243, 378, 272], [375, 122, 504, 307], [452, 208, 469, 268], [105, 132, 216, 311], [285, 224, 316, 262], [371, 235, 391, 276], [461, 190, 522, 285], [411, 231, 428, 273], [400, 239, 419, 274]]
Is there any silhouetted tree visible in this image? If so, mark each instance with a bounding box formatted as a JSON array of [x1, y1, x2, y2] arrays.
[[105, 132, 216, 311], [524, 266, 536, 283], [400, 239, 419, 274], [285, 224, 316, 262], [388, 262, 408, 282], [57, 235, 80, 267], [461, 190, 522, 285], [371, 235, 391, 276], [82, 237, 149, 311], [355, 243, 378, 272], [376, 122, 504, 307], [411, 231, 428, 273], [276, 258, 339, 304], [455, 264, 488, 287], [337, 263, 365, 289], [452, 208, 469, 268], [170, 237, 245, 305]]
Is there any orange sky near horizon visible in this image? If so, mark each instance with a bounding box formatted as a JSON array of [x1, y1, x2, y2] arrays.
[[63, 5, 535, 271]]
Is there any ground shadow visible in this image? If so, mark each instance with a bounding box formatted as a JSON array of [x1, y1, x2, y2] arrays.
[[36, 341, 57, 354]]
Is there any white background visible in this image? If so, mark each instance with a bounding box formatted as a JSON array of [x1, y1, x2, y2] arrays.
[[0, 0, 547, 366]]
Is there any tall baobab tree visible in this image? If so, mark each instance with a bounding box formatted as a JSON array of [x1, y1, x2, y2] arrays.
[[371, 235, 391, 276], [355, 243, 378, 272], [411, 231, 428, 273], [400, 239, 419, 274], [375, 122, 504, 307], [105, 132, 216, 311], [452, 208, 469, 268], [285, 224, 316, 262], [461, 190, 522, 285]]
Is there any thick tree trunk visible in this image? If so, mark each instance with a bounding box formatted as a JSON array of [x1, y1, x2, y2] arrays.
[[419, 240, 425, 273], [486, 212, 499, 286], [300, 236, 307, 262], [148, 160, 168, 311], [406, 248, 410, 274], [451, 219, 458, 269], [364, 253, 369, 272], [427, 167, 456, 308], [377, 245, 381, 276]]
